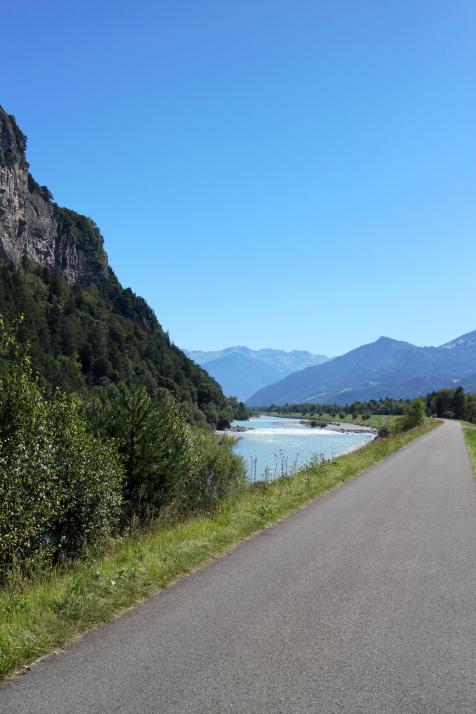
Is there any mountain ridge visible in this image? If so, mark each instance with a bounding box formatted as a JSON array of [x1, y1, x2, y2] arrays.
[[246, 331, 476, 406], [186, 346, 328, 401]]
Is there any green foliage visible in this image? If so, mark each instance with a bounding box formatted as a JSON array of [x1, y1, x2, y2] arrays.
[[0, 320, 53, 569], [0, 315, 246, 582], [0, 318, 123, 574], [0, 260, 233, 426], [453, 386, 466, 419], [232, 399, 252, 420], [267, 396, 410, 418], [46, 393, 123, 558], [426, 386, 476, 423], [217, 396, 252, 428], [396, 398, 425, 431], [7, 112, 27, 153], [87, 385, 193, 515], [86, 384, 246, 516], [173, 430, 246, 513], [265, 389, 476, 427], [54, 207, 107, 272]]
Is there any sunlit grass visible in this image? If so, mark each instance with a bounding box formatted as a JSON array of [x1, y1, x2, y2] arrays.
[[463, 423, 476, 475], [0, 418, 439, 682]]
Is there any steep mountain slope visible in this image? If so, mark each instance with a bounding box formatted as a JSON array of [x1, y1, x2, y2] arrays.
[[247, 332, 476, 406], [447, 332, 476, 393], [440, 329, 476, 354], [463, 372, 476, 392], [186, 346, 328, 400], [0, 106, 231, 424], [0, 110, 109, 285]]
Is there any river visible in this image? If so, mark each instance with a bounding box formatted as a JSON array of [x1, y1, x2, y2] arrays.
[[231, 415, 375, 481]]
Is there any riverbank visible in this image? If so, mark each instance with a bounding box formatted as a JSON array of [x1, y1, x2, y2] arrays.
[[303, 421, 377, 434], [265, 412, 400, 429], [228, 420, 376, 434], [229, 415, 375, 480], [0, 418, 439, 683]]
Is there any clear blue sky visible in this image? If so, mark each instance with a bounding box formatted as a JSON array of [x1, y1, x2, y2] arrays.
[[3, 1, 476, 356]]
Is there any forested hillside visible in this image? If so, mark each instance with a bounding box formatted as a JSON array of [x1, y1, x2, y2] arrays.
[[0, 259, 236, 424], [0, 107, 246, 426]]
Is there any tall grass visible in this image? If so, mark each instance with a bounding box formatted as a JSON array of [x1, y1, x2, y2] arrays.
[[0, 418, 439, 683], [463, 423, 476, 475]]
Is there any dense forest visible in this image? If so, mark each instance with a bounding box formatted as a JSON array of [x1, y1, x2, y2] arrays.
[[265, 387, 476, 424], [0, 259, 249, 428]]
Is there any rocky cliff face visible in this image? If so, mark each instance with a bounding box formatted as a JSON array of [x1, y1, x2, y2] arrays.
[[0, 106, 109, 284]]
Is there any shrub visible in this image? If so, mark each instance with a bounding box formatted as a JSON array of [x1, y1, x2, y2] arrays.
[[378, 425, 390, 438], [86, 384, 194, 515], [87, 384, 247, 516], [396, 398, 425, 432], [171, 430, 246, 513], [0, 318, 123, 574], [0, 336, 55, 569], [47, 393, 123, 559]]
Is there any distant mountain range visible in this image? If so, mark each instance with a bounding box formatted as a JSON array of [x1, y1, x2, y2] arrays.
[[185, 347, 329, 401], [246, 330, 476, 407]]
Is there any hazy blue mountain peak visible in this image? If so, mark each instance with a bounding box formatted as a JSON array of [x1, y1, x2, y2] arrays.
[[247, 329, 476, 407], [184, 346, 329, 401], [441, 330, 476, 350]]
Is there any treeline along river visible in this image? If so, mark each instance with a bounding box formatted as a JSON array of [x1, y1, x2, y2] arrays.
[[232, 416, 375, 481]]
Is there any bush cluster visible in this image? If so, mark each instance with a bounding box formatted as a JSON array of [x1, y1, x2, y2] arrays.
[[0, 317, 246, 577], [395, 398, 425, 431], [426, 386, 476, 422], [86, 384, 245, 518], [375, 399, 425, 439], [0, 319, 123, 573], [267, 397, 409, 418], [177, 430, 245, 513]]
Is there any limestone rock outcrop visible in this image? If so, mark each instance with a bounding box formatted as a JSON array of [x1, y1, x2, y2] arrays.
[[0, 106, 109, 284]]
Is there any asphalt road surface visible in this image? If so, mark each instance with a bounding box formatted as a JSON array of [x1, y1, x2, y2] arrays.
[[1, 420, 475, 713]]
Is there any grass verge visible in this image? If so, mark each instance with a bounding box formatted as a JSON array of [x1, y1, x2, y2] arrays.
[[463, 422, 476, 475], [0, 418, 439, 682]]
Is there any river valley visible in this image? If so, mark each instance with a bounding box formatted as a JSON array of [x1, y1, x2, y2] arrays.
[[231, 415, 375, 481]]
